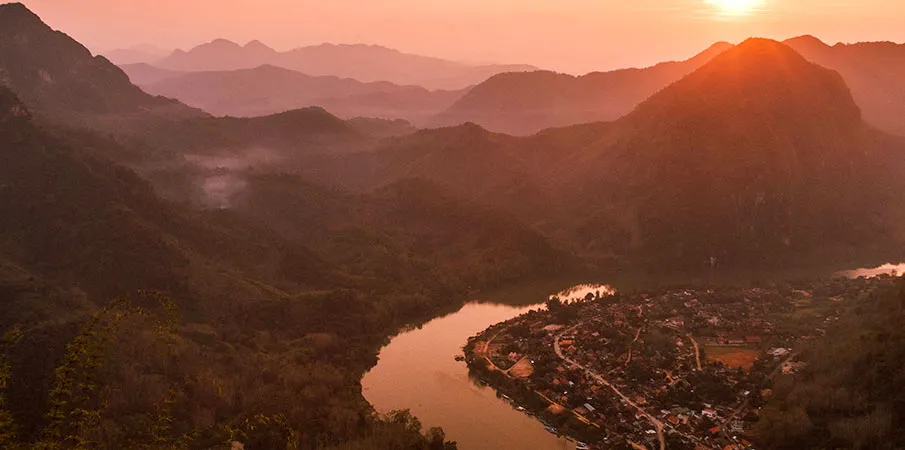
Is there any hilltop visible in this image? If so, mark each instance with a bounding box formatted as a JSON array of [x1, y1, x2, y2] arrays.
[[433, 42, 732, 135], [343, 39, 905, 267]]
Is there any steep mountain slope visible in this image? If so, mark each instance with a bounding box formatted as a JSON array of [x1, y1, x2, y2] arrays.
[[0, 83, 562, 447], [132, 64, 464, 122], [156, 39, 537, 90], [434, 42, 733, 135], [785, 35, 905, 136], [349, 39, 905, 267], [0, 3, 202, 126], [591, 38, 902, 264]]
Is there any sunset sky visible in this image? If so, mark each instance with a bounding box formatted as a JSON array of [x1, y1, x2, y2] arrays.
[[19, 0, 905, 73]]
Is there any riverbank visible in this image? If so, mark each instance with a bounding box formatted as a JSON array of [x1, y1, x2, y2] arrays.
[[362, 302, 576, 450]]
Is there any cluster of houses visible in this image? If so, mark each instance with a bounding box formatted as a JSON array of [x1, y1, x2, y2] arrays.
[[465, 276, 886, 449]]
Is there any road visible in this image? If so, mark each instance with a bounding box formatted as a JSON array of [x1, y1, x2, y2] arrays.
[[555, 326, 666, 450], [685, 334, 703, 371], [625, 327, 643, 366]]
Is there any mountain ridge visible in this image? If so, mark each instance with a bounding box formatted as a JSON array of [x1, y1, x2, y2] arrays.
[[154, 38, 538, 90], [784, 34, 905, 136], [126, 63, 465, 122], [433, 41, 734, 135], [0, 2, 204, 127]]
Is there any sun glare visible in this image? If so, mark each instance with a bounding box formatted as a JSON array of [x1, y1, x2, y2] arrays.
[[707, 0, 764, 15]]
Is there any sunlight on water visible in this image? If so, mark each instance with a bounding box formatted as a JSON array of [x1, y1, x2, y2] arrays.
[[362, 302, 575, 450], [550, 283, 615, 303], [838, 263, 905, 279]]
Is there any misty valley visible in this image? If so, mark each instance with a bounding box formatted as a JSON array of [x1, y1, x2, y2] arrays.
[[1, 2, 905, 450]]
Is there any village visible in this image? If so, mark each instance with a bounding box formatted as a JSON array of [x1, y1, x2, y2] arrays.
[[463, 276, 889, 450]]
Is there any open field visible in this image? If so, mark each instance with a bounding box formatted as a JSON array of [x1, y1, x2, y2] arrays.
[[704, 346, 760, 370]]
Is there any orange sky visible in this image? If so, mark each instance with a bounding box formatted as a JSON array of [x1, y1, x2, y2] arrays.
[[17, 0, 905, 73]]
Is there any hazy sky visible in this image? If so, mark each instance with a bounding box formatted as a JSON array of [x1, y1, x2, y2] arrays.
[[18, 0, 905, 73]]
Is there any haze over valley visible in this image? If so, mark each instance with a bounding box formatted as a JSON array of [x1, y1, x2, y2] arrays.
[[1, 1, 904, 449]]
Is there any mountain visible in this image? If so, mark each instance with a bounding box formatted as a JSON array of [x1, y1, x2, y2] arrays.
[[155, 39, 537, 90], [590, 38, 902, 264], [785, 35, 905, 136], [338, 39, 905, 267], [433, 42, 733, 135], [128, 64, 465, 122], [158, 38, 279, 71], [102, 43, 169, 65], [0, 80, 563, 447], [0, 3, 203, 127]]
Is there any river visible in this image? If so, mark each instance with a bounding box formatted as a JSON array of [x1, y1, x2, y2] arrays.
[[362, 300, 576, 450], [362, 264, 903, 449]]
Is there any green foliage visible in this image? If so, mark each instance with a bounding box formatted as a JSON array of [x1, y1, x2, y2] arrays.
[[754, 277, 905, 449], [0, 328, 23, 446]]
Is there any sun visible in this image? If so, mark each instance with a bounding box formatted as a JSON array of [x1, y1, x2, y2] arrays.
[[707, 0, 764, 15]]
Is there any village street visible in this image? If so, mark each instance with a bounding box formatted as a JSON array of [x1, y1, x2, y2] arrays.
[[555, 325, 666, 450]]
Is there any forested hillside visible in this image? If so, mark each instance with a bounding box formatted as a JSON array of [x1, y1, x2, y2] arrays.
[[754, 275, 905, 449], [0, 84, 569, 448]]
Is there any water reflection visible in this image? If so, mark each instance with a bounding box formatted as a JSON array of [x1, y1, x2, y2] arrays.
[[550, 283, 615, 303], [838, 262, 905, 279], [362, 302, 575, 450]]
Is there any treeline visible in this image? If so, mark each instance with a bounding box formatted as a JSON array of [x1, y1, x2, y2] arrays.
[[754, 275, 905, 449], [0, 294, 459, 449]]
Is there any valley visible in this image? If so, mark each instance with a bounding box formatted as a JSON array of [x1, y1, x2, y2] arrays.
[[1, 2, 904, 449]]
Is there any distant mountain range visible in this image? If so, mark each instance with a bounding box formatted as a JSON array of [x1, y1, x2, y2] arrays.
[[785, 35, 905, 136], [149, 39, 537, 90], [432, 42, 734, 135], [109, 35, 905, 137], [435, 36, 905, 137], [322, 39, 905, 266], [122, 63, 464, 123]]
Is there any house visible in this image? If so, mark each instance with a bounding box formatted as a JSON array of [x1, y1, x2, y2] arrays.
[[702, 408, 717, 418], [709, 426, 721, 434], [667, 415, 680, 426]]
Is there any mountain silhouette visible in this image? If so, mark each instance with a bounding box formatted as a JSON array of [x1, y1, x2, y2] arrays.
[[159, 38, 279, 72], [349, 39, 905, 267], [785, 35, 905, 136], [127, 64, 464, 123], [433, 42, 732, 135], [0, 3, 203, 126], [155, 39, 537, 90]]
